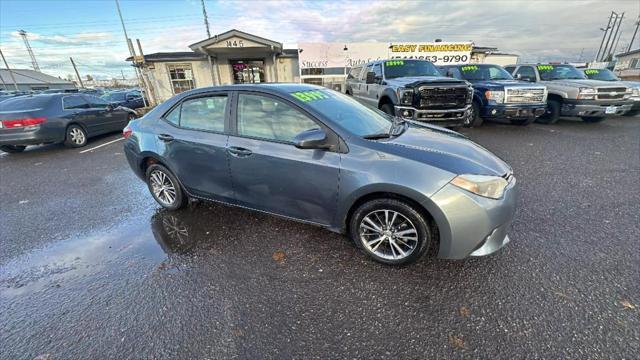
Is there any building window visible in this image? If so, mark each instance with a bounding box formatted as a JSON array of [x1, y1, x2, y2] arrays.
[[167, 64, 195, 94], [630, 58, 640, 69]]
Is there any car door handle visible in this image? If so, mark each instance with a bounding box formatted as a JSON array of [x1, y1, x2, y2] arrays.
[[227, 146, 253, 157], [158, 134, 174, 142]]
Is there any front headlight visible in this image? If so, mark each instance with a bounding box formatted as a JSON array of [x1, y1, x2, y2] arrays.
[[632, 88, 640, 97], [450, 174, 509, 200], [485, 90, 504, 103], [577, 87, 596, 100], [396, 87, 414, 105]]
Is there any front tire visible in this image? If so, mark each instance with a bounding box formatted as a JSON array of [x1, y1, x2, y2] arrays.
[[64, 125, 88, 148], [0, 145, 26, 153], [146, 164, 187, 210], [349, 199, 431, 265], [537, 99, 560, 124], [581, 116, 606, 123], [469, 102, 483, 127], [380, 103, 395, 116]]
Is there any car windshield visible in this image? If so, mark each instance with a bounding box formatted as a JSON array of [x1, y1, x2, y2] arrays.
[[384, 60, 441, 79], [291, 89, 393, 137], [102, 92, 126, 101], [583, 69, 618, 81], [0, 95, 55, 111], [457, 65, 513, 81], [538, 65, 586, 80]]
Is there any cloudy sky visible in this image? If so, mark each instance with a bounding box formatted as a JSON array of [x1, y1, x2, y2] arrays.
[[0, 0, 638, 79]]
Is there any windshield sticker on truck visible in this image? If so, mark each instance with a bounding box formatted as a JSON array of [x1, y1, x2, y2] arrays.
[[537, 65, 554, 71], [291, 90, 330, 102], [385, 60, 405, 66], [584, 69, 600, 75], [461, 65, 479, 72]]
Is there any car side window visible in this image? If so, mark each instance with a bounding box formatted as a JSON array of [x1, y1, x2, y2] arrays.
[[347, 66, 361, 80], [237, 94, 320, 143], [63, 95, 89, 110], [164, 105, 181, 126], [515, 66, 537, 81], [504, 66, 516, 74], [361, 64, 374, 80], [84, 95, 109, 108], [373, 63, 383, 82], [179, 95, 227, 132]]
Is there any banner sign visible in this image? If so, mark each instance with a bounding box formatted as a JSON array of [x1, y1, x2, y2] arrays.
[[298, 41, 472, 69]]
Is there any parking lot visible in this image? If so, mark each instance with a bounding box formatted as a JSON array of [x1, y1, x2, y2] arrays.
[[1, 117, 639, 359]]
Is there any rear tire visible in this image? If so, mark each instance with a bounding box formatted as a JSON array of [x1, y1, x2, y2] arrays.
[[380, 103, 395, 116], [64, 124, 88, 148], [0, 145, 26, 153], [146, 164, 187, 211], [537, 99, 560, 124], [581, 116, 606, 123], [349, 198, 431, 266], [510, 117, 535, 126]]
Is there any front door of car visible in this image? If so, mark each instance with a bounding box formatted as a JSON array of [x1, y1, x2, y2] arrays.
[[227, 92, 340, 225], [62, 95, 101, 135], [365, 63, 384, 107], [83, 95, 127, 132], [157, 93, 234, 202]]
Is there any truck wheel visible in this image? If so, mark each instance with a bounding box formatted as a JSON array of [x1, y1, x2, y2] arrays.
[[0, 145, 27, 153], [380, 103, 395, 116], [537, 100, 560, 124], [581, 116, 606, 123], [510, 117, 535, 126], [470, 102, 483, 127], [623, 109, 639, 117]]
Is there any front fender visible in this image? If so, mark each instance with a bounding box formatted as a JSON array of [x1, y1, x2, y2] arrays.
[[379, 88, 399, 107]]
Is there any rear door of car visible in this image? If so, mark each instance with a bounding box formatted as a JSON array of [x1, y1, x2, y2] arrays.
[[62, 95, 100, 135], [156, 92, 234, 202], [226, 91, 340, 225]]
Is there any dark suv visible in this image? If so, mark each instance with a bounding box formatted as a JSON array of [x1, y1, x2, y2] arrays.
[[345, 59, 473, 128]]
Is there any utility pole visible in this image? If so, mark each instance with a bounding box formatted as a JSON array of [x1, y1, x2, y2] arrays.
[[601, 12, 618, 61], [605, 12, 624, 61], [628, 16, 640, 53], [121, 69, 126, 80], [596, 12, 614, 62], [69, 57, 84, 88], [18, 30, 40, 72], [115, 0, 149, 107], [0, 47, 19, 91], [128, 38, 149, 107], [136, 38, 156, 106], [201, 0, 211, 38]]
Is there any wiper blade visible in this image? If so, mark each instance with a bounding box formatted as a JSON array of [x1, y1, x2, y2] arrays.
[[363, 133, 392, 140]]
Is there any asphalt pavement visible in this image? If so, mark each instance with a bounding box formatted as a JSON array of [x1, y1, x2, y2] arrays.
[[1, 117, 639, 359]]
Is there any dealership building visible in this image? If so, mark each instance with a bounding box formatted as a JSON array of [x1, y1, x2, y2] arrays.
[[131, 29, 518, 103]]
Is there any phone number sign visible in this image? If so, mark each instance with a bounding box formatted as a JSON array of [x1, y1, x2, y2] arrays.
[[389, 42, 472, 65]]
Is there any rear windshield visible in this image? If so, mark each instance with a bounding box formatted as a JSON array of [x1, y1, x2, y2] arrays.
[[0, 95, 55, 112]]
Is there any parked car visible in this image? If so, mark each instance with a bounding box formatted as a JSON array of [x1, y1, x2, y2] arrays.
[[123, 84, 518, 265], [101, 90, 146, 109], [504, 64, 633, 123], [41, 88, 79, 94], [345, 59, 473, 128], [581, 68, 640, 116], [439, 64, 547, 126], [0, 93, 137, 153]]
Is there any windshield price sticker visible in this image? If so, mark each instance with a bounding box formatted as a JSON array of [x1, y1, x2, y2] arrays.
[[291, 90, 330, 102], [385, 60, 405, 66], [537, 65, 554, 71], [584, 69, 600, 75], [461, 65, 479, 72]]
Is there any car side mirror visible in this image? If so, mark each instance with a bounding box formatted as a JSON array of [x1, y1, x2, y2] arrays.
[[366, 71, 376, 84], [515, 73, 522, 80], [293, 128, 328, 150]]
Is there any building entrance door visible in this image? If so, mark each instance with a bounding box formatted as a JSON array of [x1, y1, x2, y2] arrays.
[[231, 60, 265, 84]]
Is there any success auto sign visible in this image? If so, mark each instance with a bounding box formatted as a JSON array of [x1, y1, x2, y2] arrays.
[[389, 42, 473, 64], [298, 42, 473, 69]]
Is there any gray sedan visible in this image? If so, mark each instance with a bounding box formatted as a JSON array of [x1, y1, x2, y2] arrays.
[[123, 84, 518, 265]]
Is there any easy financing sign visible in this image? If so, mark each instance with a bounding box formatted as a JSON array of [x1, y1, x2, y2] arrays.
[[298, 41, 473, 69]]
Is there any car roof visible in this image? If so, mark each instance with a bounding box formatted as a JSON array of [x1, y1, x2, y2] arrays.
[[176, 83, 328, 98]]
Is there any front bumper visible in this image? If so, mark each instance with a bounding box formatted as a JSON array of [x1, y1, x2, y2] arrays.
[[0, 126, 63, 146], [394, 104, 472, 127], [427, 176, 519, 259], [481, 103, 546, 119], [562, 99, 633, 117]]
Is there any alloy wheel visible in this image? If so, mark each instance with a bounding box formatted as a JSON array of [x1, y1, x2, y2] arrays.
[[150, 170, 177, 206], [69, 128, 86, 145], [359, 209, 418, 260]]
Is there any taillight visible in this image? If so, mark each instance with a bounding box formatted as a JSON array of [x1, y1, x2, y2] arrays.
[[1, 117, 46, 128], [123, 125, 133, 139]]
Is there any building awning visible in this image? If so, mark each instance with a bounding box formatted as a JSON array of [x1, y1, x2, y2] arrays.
[[125, 52, 207, 62]]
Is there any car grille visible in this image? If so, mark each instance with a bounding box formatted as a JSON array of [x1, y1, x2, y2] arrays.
[[505, 88, 545, 103], [418, 86, 469, 109], [596, 87, 626, 100]]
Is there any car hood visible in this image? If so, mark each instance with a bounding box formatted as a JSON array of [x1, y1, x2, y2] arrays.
[[380, 123, 512, 176], [470, 79, 543, 88], [542, 79, 616, 88], [385, 76, 467, 88]]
